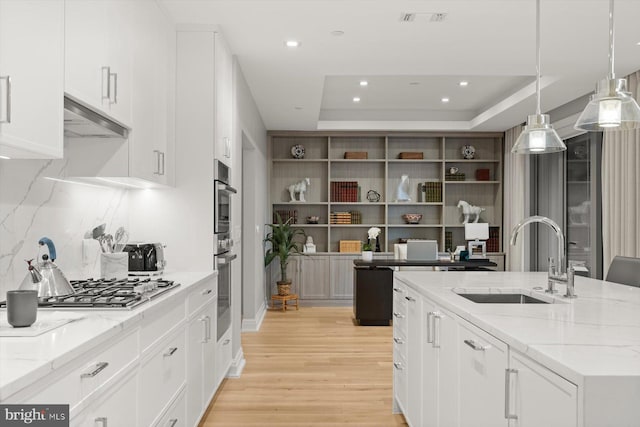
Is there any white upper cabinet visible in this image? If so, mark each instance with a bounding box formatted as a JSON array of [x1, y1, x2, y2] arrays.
[[65, 0, 132, 127], [129, 0, 175, 185], [215, 32, 233, 162], [0, 0, 64, 159]]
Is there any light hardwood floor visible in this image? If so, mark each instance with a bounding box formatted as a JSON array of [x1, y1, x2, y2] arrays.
[[199, 307, 408, 426]]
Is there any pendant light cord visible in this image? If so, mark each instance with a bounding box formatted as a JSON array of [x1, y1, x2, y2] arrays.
[[535, 0, 541, 115], [608, 0, 615, 80]]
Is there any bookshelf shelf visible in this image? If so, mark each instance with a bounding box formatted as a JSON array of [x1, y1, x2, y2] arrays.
[[269, 132, 503, 254]]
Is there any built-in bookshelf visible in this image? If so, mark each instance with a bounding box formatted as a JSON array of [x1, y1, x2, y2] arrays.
[[269, 132, 504, 254]]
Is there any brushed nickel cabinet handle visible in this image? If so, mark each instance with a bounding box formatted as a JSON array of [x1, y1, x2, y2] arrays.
[[463, 339, 491, 351], [393, 362, 404, 370], [426, 312, 434, 343], [202, 289, 213, 295], [200, 316, 208, 343], [169, 419, 178, 427], [160, 151, 165, 175], [101, 66, 110, 101], [393, 287, 404, 293], [81, 362, 109, 378], [504, 368, 518, 420], [433, 313, 442, 348], [153, 150, 161, 174], [405, 296, 416, 302], [0, 76, 11, 123], [163, 347, 178, 357], [95, 416, 108, 426], [393, 337, 404, 344], [393, 312, 405, 319]]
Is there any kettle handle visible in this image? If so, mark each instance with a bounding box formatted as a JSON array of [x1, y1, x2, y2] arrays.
[[38, 237, 57, 262]]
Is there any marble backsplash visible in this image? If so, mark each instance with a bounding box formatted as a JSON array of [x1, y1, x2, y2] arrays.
[[0, 159, 128, 300]]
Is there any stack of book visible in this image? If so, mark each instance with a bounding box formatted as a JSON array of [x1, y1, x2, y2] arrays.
[[445, 173, 465, 181], [331, 181, 359, 202], [330, 212, 352, 224], [445, 231, 453, 252], [350, 211, 362, 224], [424, 181, 442, 202], [487, 227, 500, 252], [274, 210, 297, 224]]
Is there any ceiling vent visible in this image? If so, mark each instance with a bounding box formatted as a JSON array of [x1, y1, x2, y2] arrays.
[[400, 13, 416, 22], [400, 12, 447, 23]]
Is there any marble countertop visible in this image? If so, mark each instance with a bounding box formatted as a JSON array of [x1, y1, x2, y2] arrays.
[[0, 271, 216, 401], [395, 271, 640, 384]]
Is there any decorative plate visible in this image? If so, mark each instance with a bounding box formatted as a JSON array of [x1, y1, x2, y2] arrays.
[[461, 145, 476, 159], [291, 144, 305, 159]]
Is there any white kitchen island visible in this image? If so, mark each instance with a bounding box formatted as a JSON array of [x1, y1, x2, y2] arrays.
[[0, 271, 222, 427], [392, 271, 640, 427]]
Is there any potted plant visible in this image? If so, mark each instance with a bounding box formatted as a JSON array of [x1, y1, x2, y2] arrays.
[[264, 213, 305, 296], [361, 227, 381, 261], [361, 242, 373, 262]]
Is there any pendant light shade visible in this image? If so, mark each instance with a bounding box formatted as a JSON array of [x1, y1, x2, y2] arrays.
[[575, 0, 640, 131], [511, 0, 566, 154], [574, 78, 640, 131], [512, 114, 566, 154]]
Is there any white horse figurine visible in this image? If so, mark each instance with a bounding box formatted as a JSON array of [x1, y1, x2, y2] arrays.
[[289, 178, 310, 202], [457, 200, 484, 223]]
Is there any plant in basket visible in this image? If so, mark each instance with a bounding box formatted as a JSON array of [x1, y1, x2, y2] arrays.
[[264, 212, 305, 296]]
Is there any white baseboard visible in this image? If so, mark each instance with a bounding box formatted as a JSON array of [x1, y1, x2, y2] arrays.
[[227, 348, 246, 378], [241, 300, 266, 332]]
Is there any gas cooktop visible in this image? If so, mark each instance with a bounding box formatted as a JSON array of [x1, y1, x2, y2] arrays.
[[1, 277, 180, 310]]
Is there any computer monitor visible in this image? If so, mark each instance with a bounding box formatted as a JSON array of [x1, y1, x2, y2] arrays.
[[406, 239, 438, 261]]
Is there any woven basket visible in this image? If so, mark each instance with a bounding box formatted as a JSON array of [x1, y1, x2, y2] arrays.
[[277, 281, 291, 296]]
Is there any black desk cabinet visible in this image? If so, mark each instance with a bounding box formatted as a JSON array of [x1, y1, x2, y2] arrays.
[[353, 266, 393, 326]]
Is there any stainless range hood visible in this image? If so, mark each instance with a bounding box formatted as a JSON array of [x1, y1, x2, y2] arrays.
[[64, 96, 129, 139]]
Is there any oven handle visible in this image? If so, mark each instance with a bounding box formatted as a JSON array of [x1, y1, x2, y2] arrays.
[[216, 253, 237, 265], [217, 182, 237, 194]]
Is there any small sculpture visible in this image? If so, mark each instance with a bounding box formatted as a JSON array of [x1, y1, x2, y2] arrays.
[[457, 200, 485, 223], [396, 175, 411, 202], [288, 177, 310, 202], [366, 190, 381, 202], [569, 201, 590, 225], [304, 235, 316, 253]]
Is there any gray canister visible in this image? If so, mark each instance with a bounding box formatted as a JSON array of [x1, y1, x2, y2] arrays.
[[7, 290, 38, 327]]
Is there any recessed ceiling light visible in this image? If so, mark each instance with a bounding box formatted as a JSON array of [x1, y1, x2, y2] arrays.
[[0, 155, 10, 159], [353, 97, 361, 103], [360, 80, 368, 87], [294, 106, 303, 110], [459, 81, 469, 87], [331, 30, 344, 36], [409, 82, 420, 86], [441, 97, 450, 103], [285, 40, 300, 48]]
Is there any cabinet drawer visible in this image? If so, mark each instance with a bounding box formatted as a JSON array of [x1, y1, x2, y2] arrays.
[[156, 387, 186, 427], [26, 329, 138, 410], [141, 300, 186, 352], [393, 351, 407, 414], [71, 372, 138, 427], [216, 329, 232, 385], [186, 278, 216, 316], [140, 328, 187, 427]]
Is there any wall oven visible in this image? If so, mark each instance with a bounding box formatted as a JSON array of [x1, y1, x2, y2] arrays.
[[214, 159, 237, 340]]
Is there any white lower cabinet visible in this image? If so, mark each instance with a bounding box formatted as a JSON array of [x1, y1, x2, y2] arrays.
[[405, 287, 423, 427], [157, 388, 187, 427], [71, 372, 138, 427], [186, 301, 217, 427], [394, 280, 580, 427], [139, 328, 187, 427], [458, 318, 509, 427], [508, 352, 578, 427], [216, 328, 233, 388]]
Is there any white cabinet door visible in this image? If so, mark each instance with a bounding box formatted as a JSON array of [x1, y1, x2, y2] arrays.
[[435, 307, 459, 427], [186, 302, 217, 427], [509, 352, 578, 427], [65, 0, 132, 127], [329, 256, 356, 299], [71, 373, 138, 427], [405, 287, 423, 427], [214, 32, 233, 161], [458, 319, 509, 427], [299, 256, 330, 299], [0, 0, 64, 159], [130, 0, 173, 185]]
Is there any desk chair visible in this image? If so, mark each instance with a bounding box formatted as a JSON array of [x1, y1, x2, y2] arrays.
[[606, 256, 640, 287]]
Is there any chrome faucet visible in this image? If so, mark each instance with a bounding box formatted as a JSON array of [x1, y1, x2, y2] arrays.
[[510, 216, 576, 298]]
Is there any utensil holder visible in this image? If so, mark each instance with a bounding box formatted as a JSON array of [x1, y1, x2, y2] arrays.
[[100, 253, 129, 280], [7, 290, 38, 327]]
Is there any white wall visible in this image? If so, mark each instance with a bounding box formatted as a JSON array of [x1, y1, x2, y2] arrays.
[[234, 58, 269, 332], [0, 158, 128, 300]]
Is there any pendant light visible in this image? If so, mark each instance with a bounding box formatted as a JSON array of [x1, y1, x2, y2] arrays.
[[512, 0, 566, 154], [574, 0, 640, 131]]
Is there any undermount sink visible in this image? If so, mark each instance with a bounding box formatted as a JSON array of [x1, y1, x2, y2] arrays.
[[452, 288, 563, 304]]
